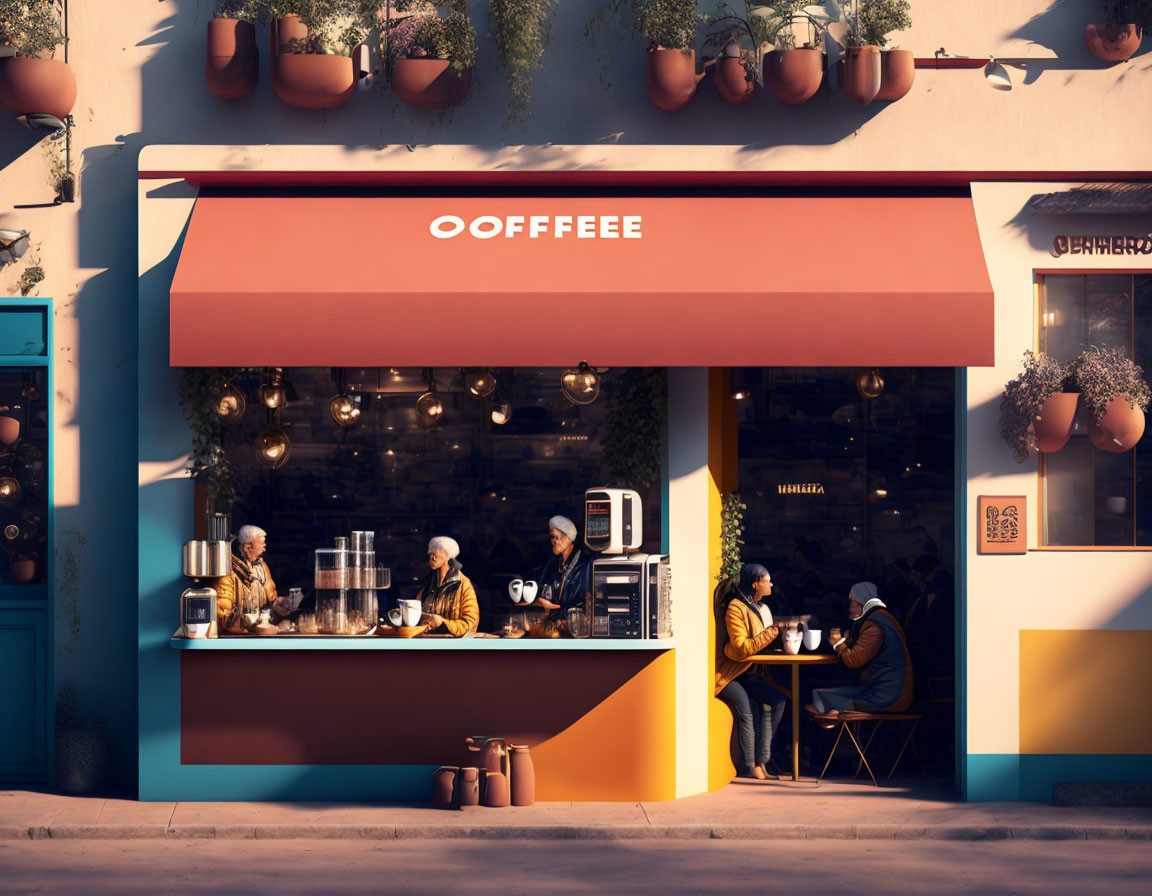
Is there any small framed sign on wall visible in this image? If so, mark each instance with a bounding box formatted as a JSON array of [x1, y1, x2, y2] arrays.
[[978, 495, 1027, 554]]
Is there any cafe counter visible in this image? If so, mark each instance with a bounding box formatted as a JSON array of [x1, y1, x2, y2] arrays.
[[168, 633, 677, 802]]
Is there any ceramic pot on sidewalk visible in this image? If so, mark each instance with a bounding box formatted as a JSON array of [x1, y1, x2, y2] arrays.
[[509, 744, 535, 806], [433, 766, 459, 809]]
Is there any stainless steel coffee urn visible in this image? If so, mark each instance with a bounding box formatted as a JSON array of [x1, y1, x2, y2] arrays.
[[179, 515, 233, 638]]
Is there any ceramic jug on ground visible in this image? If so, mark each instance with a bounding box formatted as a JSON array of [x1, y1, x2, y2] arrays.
[[456, 767, 480, 806], [782, 625, 803, 655], [482, 771, 511, 808], [433, 766, 458, 809], [509, 744, 535, 806], [466, 736, 509, 778]]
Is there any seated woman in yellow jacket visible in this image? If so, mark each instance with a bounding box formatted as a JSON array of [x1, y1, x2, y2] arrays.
[[415, 536, 479, 637], [715, 563, 787, 779]]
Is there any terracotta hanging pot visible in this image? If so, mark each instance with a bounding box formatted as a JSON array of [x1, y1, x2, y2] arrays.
[[10, 557, 35, 584], [0, 415, 18, 446], [0, 57, 77, 121], [714, 56, 755, 104], [390, 59, 473, 110], [1084, 24, 1143, 62], [838, 44, 882, 104], [206, 18, 259, 102], [270, 16, 355, 110], [1033, 392, 1080, 453], [764, 48, 823, 104], [646, 47, 704, 111], [875, 49, 915, 101], [1089, 398, 1146, 453]]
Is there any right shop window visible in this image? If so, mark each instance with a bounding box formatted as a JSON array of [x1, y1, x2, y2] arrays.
[[1040, 273, 1152, 546]]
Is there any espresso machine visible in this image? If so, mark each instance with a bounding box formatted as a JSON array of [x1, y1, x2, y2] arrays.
[[584, 488, 672, 640]]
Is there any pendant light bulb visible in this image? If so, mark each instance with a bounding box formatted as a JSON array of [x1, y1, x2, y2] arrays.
[[330, 393, 361, 427], [561, 362, 600, 406], [417, 389, 444, 423], [217, 382, 247, 423], [465, 368, 497, 398], [0, 477, 21, 506], [491, 401, 512, 425], [259, 368, 287, 409], [855, 368, 885, 400], [254, 426, 291, 469]]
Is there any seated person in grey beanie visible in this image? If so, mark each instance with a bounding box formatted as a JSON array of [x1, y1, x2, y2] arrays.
[[534, 515, 592, 616], [807, 582, 914, 723]]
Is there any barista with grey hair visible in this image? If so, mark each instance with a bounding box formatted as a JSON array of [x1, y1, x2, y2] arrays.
[[414, 535, 479, 637], [214, 524, 279, 634], [534, 514, 592, 616]]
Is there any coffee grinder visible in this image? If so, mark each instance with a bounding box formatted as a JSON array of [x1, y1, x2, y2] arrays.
[[179, 512, 233, 638]]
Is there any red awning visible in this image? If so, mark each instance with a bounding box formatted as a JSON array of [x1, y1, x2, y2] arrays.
[[169, 194, 994, 367]]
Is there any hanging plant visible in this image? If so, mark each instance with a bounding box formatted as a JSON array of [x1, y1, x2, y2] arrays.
[[178, 368, 242, 511], [999, 350, 1075, 463], [601, 367, 666, 488], [488, 0, 556, 126], [715, 491, 746, 584], [0, 0, 76, 122], [1066, 346, 1151, 423]]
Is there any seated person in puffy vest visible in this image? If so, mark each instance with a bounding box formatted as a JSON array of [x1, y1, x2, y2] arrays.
[[808, 582, 913, 719], [214, 525, 278, 635], [415, 536, 479, 637]]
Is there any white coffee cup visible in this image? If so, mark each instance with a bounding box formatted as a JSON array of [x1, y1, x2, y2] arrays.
[[400, 599, 423, 627], [803, 628, 822, 651], [521, 581, 538, 605], [387, 608, 404, 626], [782, 627, 803, 655], [508, 579, 524, 604]]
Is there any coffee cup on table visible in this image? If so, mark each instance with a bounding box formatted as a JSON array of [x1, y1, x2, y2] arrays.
[[387, 608, 404, 627], [400, 599, 423, 627], [803, 628, 822, 651], [508, 579, 524, 604], [521, 581, 538, 605]]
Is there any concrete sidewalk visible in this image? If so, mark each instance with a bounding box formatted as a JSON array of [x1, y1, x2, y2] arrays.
[[3, 781, 1151, 841]]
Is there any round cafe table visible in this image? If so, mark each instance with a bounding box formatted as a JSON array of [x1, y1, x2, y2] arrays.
[[746, 652, 839, 782]]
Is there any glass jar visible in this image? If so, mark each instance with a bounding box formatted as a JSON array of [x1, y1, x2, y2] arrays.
[[314, 548, 349, 590]]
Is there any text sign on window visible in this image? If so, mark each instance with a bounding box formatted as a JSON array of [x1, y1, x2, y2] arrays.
[[978, 495, 1027, 554]]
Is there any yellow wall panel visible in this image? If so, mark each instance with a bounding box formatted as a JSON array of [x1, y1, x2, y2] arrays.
[[1020, 630, 1152, 755]]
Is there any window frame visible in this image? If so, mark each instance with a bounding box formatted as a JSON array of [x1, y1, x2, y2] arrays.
[[1033, 269, 1152, 551]]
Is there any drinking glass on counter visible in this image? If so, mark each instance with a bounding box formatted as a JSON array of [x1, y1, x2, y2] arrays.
[[297, 612, 318, 634], [566, 607, 590, 638]]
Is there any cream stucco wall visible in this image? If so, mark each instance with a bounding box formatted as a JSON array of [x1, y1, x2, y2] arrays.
[[2, 0, 1151, 789], [967, 183, 1152, 756]]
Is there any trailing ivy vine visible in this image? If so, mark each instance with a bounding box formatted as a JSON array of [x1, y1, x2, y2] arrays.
[[178, 367, 242, 511], [716, 491, 745, 583], [601, 367, 667, 488]]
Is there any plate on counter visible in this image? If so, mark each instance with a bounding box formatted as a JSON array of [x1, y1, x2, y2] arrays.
[[376, 624, 429, 639]]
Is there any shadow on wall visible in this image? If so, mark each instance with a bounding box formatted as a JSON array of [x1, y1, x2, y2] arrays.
[[1006, 1, 1152, 85]]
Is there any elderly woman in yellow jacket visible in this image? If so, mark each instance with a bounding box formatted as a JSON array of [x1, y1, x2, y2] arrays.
[[415, 536, 479, 637], [715, 563, 787, 779], [214, 525, 278, 635]]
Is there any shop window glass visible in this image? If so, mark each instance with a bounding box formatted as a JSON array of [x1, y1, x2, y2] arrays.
[[208, 367, 664, 630], [736, 368, 955, 629], [0, 368, 49, 585], [1039, 274, 1152, 546]]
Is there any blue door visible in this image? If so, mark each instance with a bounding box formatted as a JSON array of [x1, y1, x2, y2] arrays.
[[0, 608, 47, 781]]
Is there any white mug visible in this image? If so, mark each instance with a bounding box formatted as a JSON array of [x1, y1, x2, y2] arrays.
[[400, 599, 423, 627], [803, 628, 822, 651], [387, 608, 404, 626], [782, 627, 803, 655], [521, 581, 538, 605], [508, 579, 524, 604]]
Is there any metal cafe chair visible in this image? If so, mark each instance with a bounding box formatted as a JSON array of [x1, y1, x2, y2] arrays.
[[816, 710, 926, 787]]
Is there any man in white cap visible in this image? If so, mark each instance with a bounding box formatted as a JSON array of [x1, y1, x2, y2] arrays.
[[414, 535, 478, 637], [806, 582, 913, 721], [535, 514, 592, 617]]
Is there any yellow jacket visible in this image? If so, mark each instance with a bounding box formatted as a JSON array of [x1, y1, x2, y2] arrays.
[[415, 565, 479, 637], [214, 559, 278, 635], [715, 596, 779, 695]]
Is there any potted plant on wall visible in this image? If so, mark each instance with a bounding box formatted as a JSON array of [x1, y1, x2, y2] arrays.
[[385, 1, 476, 110], [1067, 347, 1151, 453], [637, 0, 705, 110], [0, 0, 76, 122], [488, 0, 556, 126], [704, 5, 759, 105], [207, 0, 263, 101], [760, 0, 826, 105], [999, 350, 1080, 462], [268, 0, 372, 110], [1085, 1, 1151, 62], [835, 0, 911, 104]]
